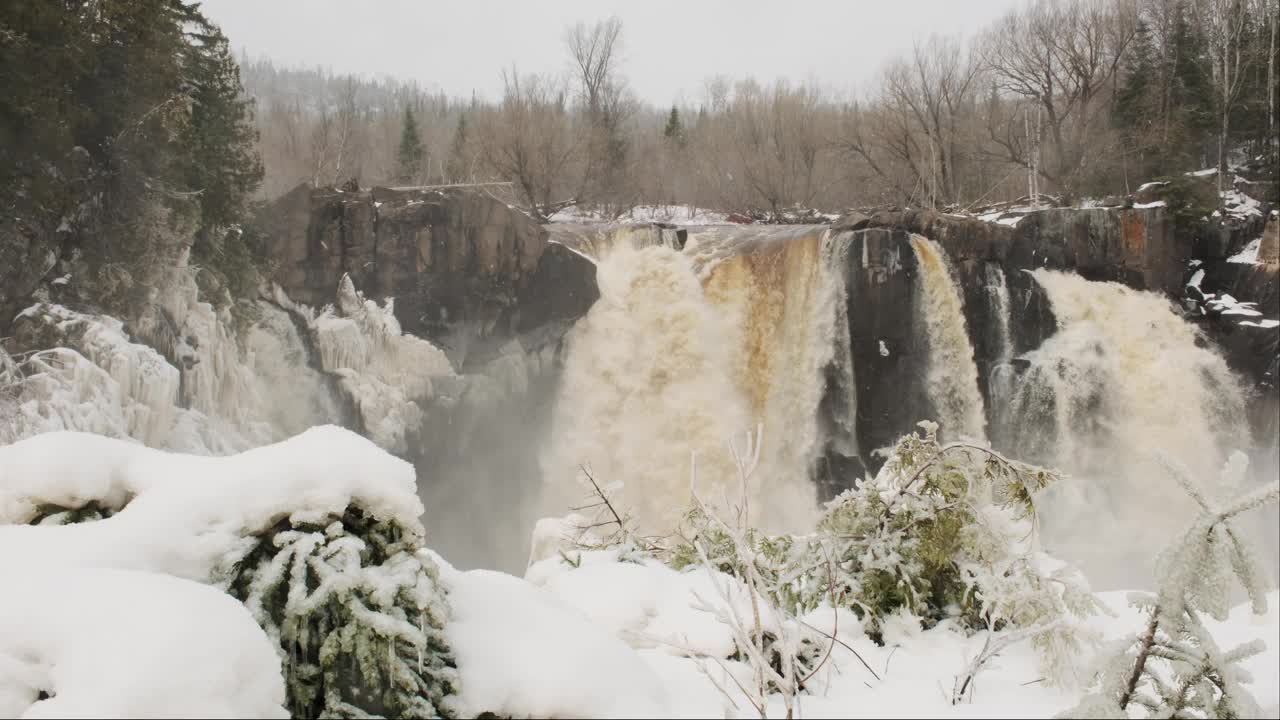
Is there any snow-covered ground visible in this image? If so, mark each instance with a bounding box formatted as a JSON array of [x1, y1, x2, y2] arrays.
[[1, 430, 1276, 718], [438, 547, 1280, 719], [550, 203, 735, 225]]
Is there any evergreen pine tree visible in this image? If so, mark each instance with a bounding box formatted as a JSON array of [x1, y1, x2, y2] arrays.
[[445, 113, 469, 183], [396, 105, 425, 185], [1169, 1, 1217, 168], [663, 105, 684, 144], [1116, 21, 1156, 131]]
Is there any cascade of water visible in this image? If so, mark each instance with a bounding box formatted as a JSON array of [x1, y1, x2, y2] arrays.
[[545, 223, 683, 263], [540, 245, 754, 533], [984, 263, 1016, 445], [985, 263, 1014, 365], [821, 233, 860, 464], [542, 226, 853, 536], [909, 235, 987, 442], [1011, 269, 1253, 587]]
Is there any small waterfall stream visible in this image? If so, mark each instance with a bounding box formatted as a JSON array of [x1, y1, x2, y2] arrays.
[[909, 235, 987, 442]]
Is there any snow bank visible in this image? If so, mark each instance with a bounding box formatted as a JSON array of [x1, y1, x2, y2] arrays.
[[0, 566, 286, 719], [550, 204, 733, 226], [511, 544, 1280, 719], [0, 426, 423, 579], [1206, 293, 1264, 318], [1229, 236, 1263, 264], [527, 551, 746, 659], [440, 563, 672, 718]]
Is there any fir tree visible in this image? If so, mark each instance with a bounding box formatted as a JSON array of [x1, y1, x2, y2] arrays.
[[663, 105, 684, 144], [1116, 21, 1156, 132], [1064, 454, 1278, 719], [1168, 1, 1217, 168], [444, 113, 469, 183], [396, 105, 425, 185]]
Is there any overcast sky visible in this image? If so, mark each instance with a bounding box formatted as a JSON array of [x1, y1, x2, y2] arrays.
[[199, 0, 1024, 106]]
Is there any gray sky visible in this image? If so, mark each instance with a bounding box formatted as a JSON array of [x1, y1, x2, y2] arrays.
[[199, 0, 1024, 106]]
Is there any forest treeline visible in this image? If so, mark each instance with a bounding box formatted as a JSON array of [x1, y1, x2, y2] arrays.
[[243, 0, 1279, 219], [0, 0, 262, 313], [0, 0, 1276, 320]]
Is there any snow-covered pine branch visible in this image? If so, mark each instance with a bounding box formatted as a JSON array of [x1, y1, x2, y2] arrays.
[[1063, 452, 1279, 719]]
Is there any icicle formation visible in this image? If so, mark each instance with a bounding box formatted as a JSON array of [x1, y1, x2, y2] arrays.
[[1009, 269, 1252, 588], [313, 274, 456, 454], [908, 235, 986, 442]]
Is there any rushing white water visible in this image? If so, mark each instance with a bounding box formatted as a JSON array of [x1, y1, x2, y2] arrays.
[[984, 263, 1014, 365], [542, 227, 854, 536], [1012, 269, 1253, 587], [984, 263, 1017, 444], [821, 233, 860, 462], [540, 245, 755, 533], [909, 235, 987, 442]]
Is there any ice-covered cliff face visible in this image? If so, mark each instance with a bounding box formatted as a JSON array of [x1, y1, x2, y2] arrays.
[[1, 295, 339, 454], [0, 264, 459, 458]]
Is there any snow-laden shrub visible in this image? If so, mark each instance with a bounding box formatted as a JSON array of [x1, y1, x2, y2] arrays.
[[668, 421, 1098, 686], [0, 428, 458, 719], [1064, 453, 1279, 718], [227, 506, 456, 719]]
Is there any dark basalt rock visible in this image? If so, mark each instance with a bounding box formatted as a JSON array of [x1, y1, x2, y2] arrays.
[[261, 184, 600, 370]]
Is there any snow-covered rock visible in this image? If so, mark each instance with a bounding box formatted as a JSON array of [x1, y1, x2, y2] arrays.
[[0, 426, 422, 578]]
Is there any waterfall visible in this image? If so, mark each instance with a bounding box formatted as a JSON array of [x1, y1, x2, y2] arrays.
[[542, 226, 851, 536], [909, 235, 986, 442], [1010, 269, 1252, 587], [821, 233, 859, 464], [984, 263, 1014, 365], [540, 245, 755, 533], [545, 223, 684, 263], [984, 263, 1016, 444]]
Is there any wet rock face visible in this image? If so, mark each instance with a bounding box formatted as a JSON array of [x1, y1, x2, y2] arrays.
[[263, 185, 599, 369]]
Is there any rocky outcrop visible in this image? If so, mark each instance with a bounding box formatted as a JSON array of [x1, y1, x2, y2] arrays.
[[263, 184, 599, 372]]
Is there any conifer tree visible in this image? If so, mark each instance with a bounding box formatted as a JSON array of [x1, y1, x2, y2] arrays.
[[663, 105, 684, 144], [445, 113, 470, 183], [396, 105, 425, 185]]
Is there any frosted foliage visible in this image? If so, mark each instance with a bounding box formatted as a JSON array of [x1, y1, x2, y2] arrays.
[[909, 236, 987, 443], [1063, 467, 1278, 719], [1013, 270, 1252, 586], [314, 274, 455, 454], [542, 245, 755, 534], [0, 567, 287, 719], [0, 428, 457, 719]]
